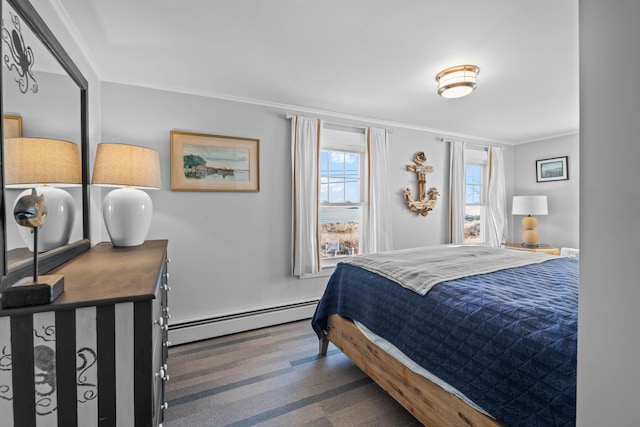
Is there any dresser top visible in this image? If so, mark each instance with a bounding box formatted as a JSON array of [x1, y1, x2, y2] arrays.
[[0, 240, 168, 316]]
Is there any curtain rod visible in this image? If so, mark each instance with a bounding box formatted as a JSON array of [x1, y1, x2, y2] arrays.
[[436, 136, 488, 150], [285, 114, 393, 134]]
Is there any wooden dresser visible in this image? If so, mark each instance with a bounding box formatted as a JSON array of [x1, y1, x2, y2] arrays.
[[0, 240, 170, 427]]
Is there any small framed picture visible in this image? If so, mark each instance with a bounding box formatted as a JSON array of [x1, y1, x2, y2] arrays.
[[3, 115, 23, 138], [536, 156, 568, 182], [170, 130, 259, 192]]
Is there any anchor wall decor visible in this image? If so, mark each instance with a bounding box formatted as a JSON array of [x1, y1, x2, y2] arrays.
[[403, 152, 440, 217]]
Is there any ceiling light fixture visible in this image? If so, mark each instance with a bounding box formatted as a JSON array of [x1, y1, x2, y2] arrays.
[[436, 65, 480, 99]]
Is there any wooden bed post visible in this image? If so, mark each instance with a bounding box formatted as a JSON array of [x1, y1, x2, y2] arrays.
[[319, 332, 330, 355]]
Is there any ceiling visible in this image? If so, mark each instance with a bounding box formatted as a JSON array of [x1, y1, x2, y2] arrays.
[[54, 0, 579, 144]]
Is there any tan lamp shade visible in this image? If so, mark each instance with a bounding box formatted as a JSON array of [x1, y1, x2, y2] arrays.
[[5, 137, 82, 186], [92, 143, 161, 189]]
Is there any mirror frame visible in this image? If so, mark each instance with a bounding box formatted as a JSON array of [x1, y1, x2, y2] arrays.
[[0, 0, 90, 290]]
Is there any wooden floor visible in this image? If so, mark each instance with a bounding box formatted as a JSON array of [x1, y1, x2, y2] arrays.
[[163, 320, 422, 427]]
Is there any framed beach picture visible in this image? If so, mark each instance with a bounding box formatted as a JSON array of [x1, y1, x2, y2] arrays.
[[536, 156, 568, 182], [3, 115, 23, 138], [170, 130, 259, 192]]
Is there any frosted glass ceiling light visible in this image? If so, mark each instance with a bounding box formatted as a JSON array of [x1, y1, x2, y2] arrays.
[[436, 65, 480, 98]]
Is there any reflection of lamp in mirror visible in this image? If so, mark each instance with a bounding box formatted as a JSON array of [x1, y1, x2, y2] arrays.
[[512, 195, 548, 248], [5, 137, 82, 252], [91, 143, 161, 247]]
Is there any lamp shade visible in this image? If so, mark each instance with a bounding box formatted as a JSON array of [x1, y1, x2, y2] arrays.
[[5, 137, 81, 187], [5, 138, 82, 252], [91, 143, 161, 189], [436, 65, 480, 98], [512, 195, 548, 216], [91, 143, 161, 247]]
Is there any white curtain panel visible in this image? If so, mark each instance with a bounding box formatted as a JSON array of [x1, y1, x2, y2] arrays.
[[362, 127, 393, 254], [485, 146, 508, 247], [449, 140, 466, 244], [291, 115, 322, 277]]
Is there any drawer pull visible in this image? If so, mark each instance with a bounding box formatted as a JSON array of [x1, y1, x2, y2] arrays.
[[156, 317, 164, 327], [163, 341, 172, 347], [163, 284, 172, 292], [161, 402, 169, 410], [156, 368, 165, 378]]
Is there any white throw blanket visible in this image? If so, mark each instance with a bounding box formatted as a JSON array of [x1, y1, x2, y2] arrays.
[[342, 245, 556, 295]]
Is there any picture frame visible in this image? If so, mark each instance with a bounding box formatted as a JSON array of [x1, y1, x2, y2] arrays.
[[3, 115, 23, 138], [536, 156, 568, 182], [170, 130, 259, 192]]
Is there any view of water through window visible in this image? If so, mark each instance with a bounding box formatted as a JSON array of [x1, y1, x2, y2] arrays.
[[320, 206, 360, 257]]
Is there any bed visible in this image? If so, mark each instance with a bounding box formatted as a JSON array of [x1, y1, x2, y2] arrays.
[[311, 245, 578, 426]]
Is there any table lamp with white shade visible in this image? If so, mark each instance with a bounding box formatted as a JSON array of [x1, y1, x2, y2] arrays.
[[4, 137, 82, 252], [91, 143, 161, 247], [512, 195, 548, 248]]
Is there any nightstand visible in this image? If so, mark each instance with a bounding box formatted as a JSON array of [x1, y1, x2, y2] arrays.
[[503, 242, 560, 255]]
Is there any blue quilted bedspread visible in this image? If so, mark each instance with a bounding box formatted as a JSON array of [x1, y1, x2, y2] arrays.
[[312, 257, 578, 426]]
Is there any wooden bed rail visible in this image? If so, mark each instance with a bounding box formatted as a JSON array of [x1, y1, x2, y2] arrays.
[[321, 314, 503, 427]]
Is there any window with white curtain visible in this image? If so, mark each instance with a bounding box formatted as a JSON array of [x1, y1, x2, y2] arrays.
[[319, 127, 366, 266], [464, 148, 488, 244]]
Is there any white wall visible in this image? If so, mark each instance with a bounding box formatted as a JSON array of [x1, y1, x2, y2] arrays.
[[99, 82, 514, 335], [578, 1, 640, 425], [99, 83, 328, 329], [512, 134, 579, 248]]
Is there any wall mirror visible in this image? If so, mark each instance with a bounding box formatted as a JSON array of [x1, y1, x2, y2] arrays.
[[0, 0, 89, 290]]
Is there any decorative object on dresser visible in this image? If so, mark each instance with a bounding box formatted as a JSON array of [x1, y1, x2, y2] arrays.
[[536, 156, 569, 182], [0, 240, 171, 426], [4, 137, 82, 252], [91, 143, 161, 247], [435, 64, 480, 98], [402, 151, 439, 217], [512, 195, 548, 248], [170, 130, 260, 192], [2, 188, 64, 308]]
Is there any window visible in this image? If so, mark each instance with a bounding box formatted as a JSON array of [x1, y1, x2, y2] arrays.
[[464, 148, 488, 244], [319, 128, 366, 264]]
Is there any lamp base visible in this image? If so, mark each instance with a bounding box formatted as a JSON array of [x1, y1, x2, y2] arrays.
[[521, 243, 540, 249], [520, 215, 541, 247], [103, 187, 153, 247]]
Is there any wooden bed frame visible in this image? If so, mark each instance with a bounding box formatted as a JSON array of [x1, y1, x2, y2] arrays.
[[320, 314, 503, 427]]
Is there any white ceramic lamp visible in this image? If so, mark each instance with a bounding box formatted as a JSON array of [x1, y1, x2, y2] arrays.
[[91, 143, 161, 247], [5, 138, 82, 252], [512, 195, 548, 248]]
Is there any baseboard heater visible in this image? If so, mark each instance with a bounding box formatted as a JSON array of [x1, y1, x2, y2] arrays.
[[168, 300, 319, 346]]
